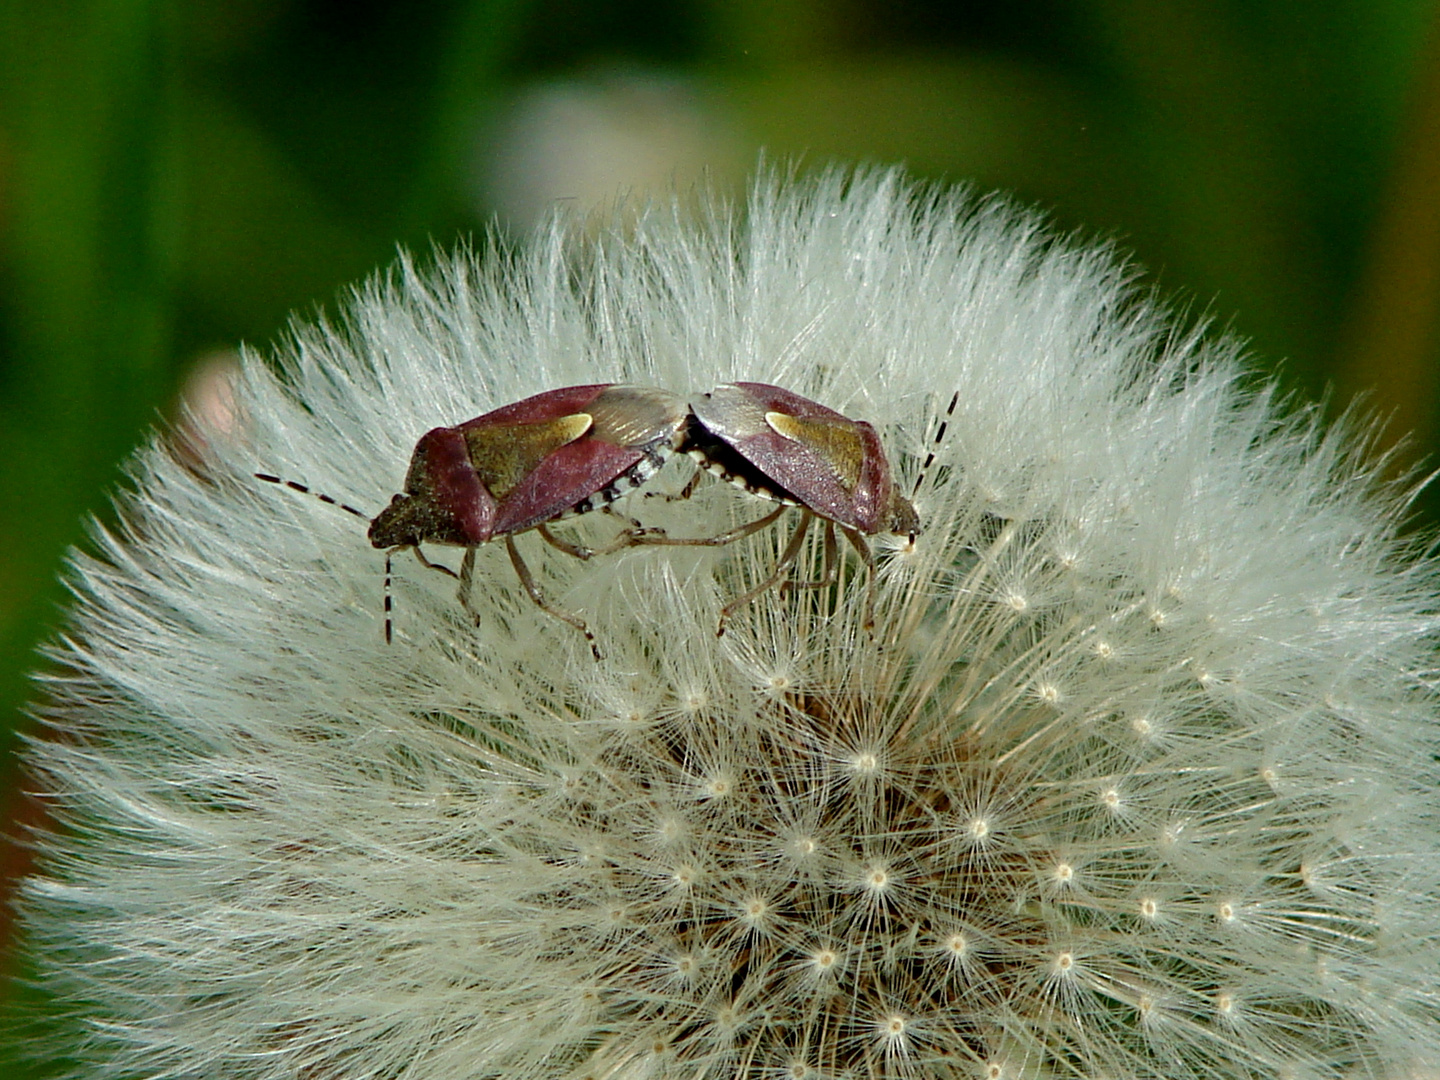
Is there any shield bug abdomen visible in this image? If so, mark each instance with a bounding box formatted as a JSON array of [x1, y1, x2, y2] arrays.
[[653, 382, 918, 633]]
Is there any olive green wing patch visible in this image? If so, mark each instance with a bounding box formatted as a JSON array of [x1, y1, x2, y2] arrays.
[[465, 412, 593, 500], [765, 410, 865, 491]]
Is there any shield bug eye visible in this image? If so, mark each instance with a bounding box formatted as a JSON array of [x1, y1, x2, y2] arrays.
[[259, 384, 688, 658], [637, 382, 918, 635]]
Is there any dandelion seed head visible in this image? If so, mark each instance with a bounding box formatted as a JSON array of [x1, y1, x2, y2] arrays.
[[14, 167, 1440, 1079]]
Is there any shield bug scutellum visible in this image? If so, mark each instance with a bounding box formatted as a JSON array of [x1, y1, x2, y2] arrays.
[[258, 383, 688, 659], [636, 382, 922, 635]]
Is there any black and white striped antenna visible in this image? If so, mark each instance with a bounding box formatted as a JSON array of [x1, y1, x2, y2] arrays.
[[253, 473, 401, 644], [911, 390, 959, 498]]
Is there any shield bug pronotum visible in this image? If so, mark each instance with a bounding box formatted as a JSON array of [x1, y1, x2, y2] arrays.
[[258, 383, 688, 658], [637, 382, 920, 634]]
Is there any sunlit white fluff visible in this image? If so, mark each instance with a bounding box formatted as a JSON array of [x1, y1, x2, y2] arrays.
[[17, 168, 1440, 1079]]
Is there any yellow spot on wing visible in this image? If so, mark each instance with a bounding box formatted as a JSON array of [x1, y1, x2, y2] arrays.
[[765, 411, 864, 490]]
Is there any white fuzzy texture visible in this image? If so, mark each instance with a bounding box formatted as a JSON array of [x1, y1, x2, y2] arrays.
[[19, 169, 1440, 1079]]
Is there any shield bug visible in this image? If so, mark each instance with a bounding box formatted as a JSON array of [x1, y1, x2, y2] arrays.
[[639, 382, 920, 634], [259, 383, 688, 658]]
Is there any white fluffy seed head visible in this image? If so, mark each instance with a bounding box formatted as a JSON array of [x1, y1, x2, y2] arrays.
[[14, 167, 1440, 1079]]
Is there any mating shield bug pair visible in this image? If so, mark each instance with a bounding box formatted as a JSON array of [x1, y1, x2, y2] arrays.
[[258, 381, 920, 657]]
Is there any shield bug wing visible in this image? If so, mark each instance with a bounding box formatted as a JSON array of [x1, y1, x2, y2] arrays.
[[483, 385, 688, 535]]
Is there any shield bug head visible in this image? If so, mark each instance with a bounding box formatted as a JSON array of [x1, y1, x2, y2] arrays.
[[261, 383, 688, 658], [649, 382, 919, 633]]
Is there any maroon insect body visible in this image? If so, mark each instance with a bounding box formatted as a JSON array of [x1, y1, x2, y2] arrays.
[[263, 384, 688, 657], [652, 382, 919, 632]]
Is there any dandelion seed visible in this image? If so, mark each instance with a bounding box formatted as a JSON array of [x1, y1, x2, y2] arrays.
[[874, 1011, 914, 1061], [653, 812, 688, 847], [782, 831, 821, 863], [1215, 988, 1239, 1021], [855, 859, 901, 915], [802, 945, 843, 980], [664, 950, 704, 991], [697, 769, 737, 803], [13, 167, 1440, 1079], [1047, 859, 1076, 890], [735, 892, 776, 940]]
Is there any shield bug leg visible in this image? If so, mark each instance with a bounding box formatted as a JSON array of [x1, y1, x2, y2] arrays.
[[779, 519, 841, 595], [453, 543, 595, 657], [536, 524, 595, 560], [622, 503, 788, 550], [600, 504, 666, 539], [505, 535, 602, 661], [716, 510, 814, 637], [457, 547, 479, 626], [408, 545, 460, 580], [838, 525, 879, 632], [778, 523, 879, 632], [536, 519, 663, 561], [611, 501, 796, 633]]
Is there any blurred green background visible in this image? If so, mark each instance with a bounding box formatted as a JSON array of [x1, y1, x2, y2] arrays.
[[3, 0, 1439, 1058]]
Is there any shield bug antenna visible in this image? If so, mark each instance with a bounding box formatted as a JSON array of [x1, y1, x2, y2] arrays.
[[634, 382, 920, 635], [251, 472, 406, 631], [259, 384, 689, 659], [910, 389, 959, 500]]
